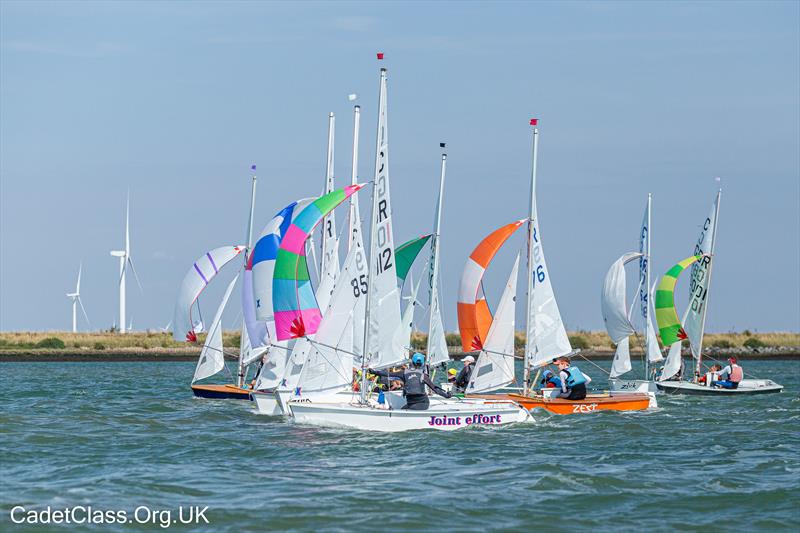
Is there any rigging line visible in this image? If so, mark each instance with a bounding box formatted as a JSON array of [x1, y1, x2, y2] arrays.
[[304, 337, 358, 384], [697, 352, 759, 380], [576, 352, 612, 377]]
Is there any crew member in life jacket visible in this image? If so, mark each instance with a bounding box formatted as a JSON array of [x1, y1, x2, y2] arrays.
[[712, 357, 744, 389], [455, 355, 475, 392], [540, 369, 562, 389], [370, 353, 452, 410], [555, 357, 591, 400]]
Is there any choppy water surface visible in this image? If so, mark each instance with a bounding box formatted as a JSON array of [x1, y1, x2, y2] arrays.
[[1, 360, 798, 531]]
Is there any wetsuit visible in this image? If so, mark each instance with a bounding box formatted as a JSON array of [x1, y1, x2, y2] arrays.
[[372, 367, 451, 410], [558, 367, 591, 400], [455, 364, 473, 392]]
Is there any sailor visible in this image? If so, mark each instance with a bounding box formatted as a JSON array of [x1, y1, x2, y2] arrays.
[[540, 369, 562, 389], [712, 357, 744, 389], [370, 353, 452, 410], [555, 357, 591, 400], [447, 368, 458, 384], [455, 355, 476, 392]]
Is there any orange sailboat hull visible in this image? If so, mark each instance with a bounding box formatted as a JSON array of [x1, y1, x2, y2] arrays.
[[469, 392, 653, 415], [191, 383, 253, 400]]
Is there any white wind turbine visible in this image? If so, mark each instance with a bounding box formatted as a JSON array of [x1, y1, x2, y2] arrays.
[[66, 263, 90, 332], [110, 194, 142, 334]]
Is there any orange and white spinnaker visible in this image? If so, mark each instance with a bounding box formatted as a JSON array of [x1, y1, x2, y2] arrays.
[[456, 219, 526, 352]]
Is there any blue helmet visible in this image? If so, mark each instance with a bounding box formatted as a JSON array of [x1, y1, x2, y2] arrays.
[[412, 353, 425, 366]]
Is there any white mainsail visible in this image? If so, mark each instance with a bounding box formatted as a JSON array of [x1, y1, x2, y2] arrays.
[[601, 252, 642, 377], [317, 112, 340, 311], [468, 255, 520, 393], [645, 280, 663, 364], [192, 274, 238, 383], [660, 341, 683, 381], [297, 238, 369, 394], [683, 190, 721, 362], [392, 273, 421, 361], [365, 67, 403, 369], [525, 123, 572, 371], [426, 148, 449, 367], [173, 246, 244, 342], [639, 194, 662, 364]]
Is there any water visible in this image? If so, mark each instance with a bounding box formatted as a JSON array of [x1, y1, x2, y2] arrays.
[[1, 360, 798, 531]]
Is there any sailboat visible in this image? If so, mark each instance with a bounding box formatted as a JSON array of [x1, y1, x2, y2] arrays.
[[604, 194, 663, 393], [654, 190, 782, 395], [465, 119, 656, 414], [278, 62, 529, 431]]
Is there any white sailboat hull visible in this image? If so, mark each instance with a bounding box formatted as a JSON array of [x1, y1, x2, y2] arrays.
[[287, 398, 531, 432], [656, 379, 783, 395], [608, 378, 659, 394], [251, 390, 282, 416]]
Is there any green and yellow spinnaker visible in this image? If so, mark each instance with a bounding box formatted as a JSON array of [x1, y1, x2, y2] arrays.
[[654, 255, 701, 346]]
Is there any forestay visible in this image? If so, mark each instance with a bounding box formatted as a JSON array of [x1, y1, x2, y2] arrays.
[[601, 252, 643, 377], [173, 246, 244, 342], [457, 220, 526, 353], [468, 255, 520, 393], [192, 274, 238, 382]]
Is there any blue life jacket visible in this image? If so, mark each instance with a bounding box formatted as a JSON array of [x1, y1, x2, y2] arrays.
[[563, 366, 587, 387]]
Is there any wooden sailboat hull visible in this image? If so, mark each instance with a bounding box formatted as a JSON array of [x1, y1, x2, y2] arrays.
[[287, 398, 530, 432], [469, 391, 656, 414], [656, 379, 783, 395], [191, 383, 252, 400]]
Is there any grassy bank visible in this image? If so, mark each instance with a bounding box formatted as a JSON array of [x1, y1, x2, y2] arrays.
[[1, 330, 797, 355]]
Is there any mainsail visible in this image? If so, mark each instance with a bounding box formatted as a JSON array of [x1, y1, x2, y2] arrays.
[[192, 274, 238, 382], [272, 185, 364, 341], [173, 245, 244, 342], [364, 67, 403, 369], [683, 190, 721, 361], [426, 148, 449, 367], [467, 254, 520, 393], [457, 220, 526, 352], [601, 252, 643, 377], [317, 113, 340, 312]]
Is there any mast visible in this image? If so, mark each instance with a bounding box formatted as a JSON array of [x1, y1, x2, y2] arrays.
[[321, 112, 336, 275], [426, 143, 446, 357], [360, 61, 387, 403], [644, 193, 652, 379], [523, 119, 539, 396], [348, 103, 361, 250], [694, 188, 722, 375], [237, 166, 258, 388]]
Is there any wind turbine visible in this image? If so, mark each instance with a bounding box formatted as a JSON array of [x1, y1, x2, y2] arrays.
[[110, 193, 142, 334], [66, 263, 90, 332]]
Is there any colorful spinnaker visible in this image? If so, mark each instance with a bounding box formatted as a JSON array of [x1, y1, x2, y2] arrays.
[[655, 255, 702, 346], [273, 184, 364, 341], [173, 246, 245, 342], [457, 220, 525, 352], [395, 235, 432, 286]]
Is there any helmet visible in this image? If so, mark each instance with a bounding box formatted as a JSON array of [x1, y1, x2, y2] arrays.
[[412, 353, 425, 366]]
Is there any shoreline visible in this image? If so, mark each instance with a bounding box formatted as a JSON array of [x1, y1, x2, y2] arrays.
[[2, 349, 797, 363]]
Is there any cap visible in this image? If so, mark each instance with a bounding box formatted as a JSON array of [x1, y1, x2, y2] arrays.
[[448, 368, 457, 376], [463, 355, 475, 364]]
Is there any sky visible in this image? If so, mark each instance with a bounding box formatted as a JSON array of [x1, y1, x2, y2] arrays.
[[1, 1, 798, 334]]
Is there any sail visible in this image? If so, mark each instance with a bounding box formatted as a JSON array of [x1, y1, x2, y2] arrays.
[[391, 274, 421, 364], [646, 280, 663, 363], [297, 238, 369, 393], [683, 192, 721, 359], [395, 235, 432, 287], [601, 252, 642, 377], [273, 185, 364, 341], [467, 255, 519, 393], [659, 341, 683, 381], [319, 113, 340, 306], [173, 245, 245, 342], [365, 68, 404, 369], [426, 267, 450, 366], [192, 274, 238, 382], [457, 220, 526, 352], [655, 255, 702, 346], [242, 266, 268, 349], [526, 213, 573, 367]]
